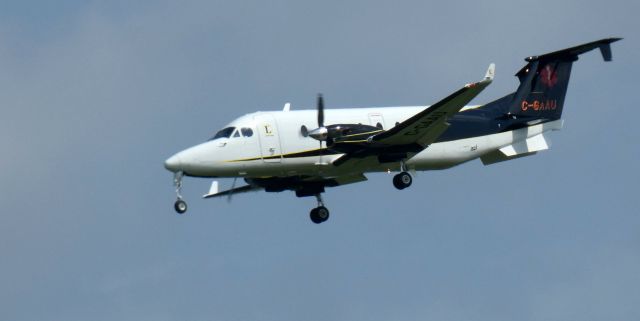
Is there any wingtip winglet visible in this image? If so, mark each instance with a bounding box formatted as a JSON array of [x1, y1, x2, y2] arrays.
[[485, 63, 495, 81], [203, 181, 219, 198], [465, 63, 495, 88]]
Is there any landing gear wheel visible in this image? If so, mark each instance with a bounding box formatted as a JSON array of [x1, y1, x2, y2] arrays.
[[174, 199, 188, 214], [310, 206, 330, 224], [172, 171, 188, 214], [393, 172, 412, 190]]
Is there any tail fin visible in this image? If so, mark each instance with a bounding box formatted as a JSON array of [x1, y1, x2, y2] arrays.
[[498, 38, 621, 120]]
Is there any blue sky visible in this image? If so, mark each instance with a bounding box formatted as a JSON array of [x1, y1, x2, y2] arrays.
[[1, 1, 638, 320]]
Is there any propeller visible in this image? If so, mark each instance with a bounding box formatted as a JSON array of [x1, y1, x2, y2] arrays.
[[300, 93, 384, 165], [308, 94, 329, 141], [309, 94, 328, 165], [317, 94, 324, 128]]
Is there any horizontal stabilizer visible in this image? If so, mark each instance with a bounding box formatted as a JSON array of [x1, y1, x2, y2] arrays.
[[524, 37, 622, 62]]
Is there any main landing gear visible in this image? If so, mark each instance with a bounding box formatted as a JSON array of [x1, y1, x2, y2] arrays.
[[173, 171, 188, 214], [392, 161, 413, 190], [310, 194, 330, 224], [393, 172, 412, 190]]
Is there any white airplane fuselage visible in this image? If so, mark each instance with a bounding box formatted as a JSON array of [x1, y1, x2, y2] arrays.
[[166, 106, 562, 179]]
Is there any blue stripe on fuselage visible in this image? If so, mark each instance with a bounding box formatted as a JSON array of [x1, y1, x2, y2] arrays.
[[436, 108, 555, 143]]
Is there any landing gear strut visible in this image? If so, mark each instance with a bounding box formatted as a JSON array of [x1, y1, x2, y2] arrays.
[[393, 161, 413, 190], [173, 171, 188, 214], [310, 194, 330, 224]]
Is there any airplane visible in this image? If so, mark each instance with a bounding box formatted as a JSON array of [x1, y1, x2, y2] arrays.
[[164, 38, 621, 223]]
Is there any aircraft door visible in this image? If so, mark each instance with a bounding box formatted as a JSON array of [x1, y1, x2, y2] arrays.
[[253, 114, 282, 163], [368, 113, 386, 129]]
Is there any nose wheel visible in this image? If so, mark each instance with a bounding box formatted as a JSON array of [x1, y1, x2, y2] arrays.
[[174, 199, 188, 214], [173, 171, 188, 214], [310, 194, 330, 224]]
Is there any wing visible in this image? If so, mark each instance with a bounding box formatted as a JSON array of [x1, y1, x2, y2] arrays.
[[203, 181, 260, 199], [331, 64, 494, 167], [372, 63, 494, 147], [203, 174, 368, 199]]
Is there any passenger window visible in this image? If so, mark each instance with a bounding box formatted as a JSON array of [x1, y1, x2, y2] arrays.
[[241, 127, 254, 137]]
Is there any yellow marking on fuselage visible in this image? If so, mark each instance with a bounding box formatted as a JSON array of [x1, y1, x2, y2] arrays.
[[224, 156, 263, 163]]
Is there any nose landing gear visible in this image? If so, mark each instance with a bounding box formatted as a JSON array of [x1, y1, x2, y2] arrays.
[[173, 171, 188, 214], [174, 199, 188, 214], [310, 193, 330, 224]]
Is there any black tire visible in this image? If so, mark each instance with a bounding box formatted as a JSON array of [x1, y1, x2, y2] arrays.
[[174, 199, 188, 214], [393, 172, 412, 190], [310, 208, 323, 224], [393, 174, 404, 189], [316, 206, 330, 222]]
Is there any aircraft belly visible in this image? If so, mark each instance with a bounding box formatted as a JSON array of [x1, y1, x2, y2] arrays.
[[407, 120, 562, 170]]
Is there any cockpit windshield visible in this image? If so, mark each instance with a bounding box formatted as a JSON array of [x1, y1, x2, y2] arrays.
[[209, 127, 235, 141]]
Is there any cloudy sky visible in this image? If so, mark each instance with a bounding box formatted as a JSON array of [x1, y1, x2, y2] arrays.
[[1, 1, 638, 320]]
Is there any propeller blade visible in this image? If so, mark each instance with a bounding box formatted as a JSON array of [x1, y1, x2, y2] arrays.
[[317, 93, 324, 127]]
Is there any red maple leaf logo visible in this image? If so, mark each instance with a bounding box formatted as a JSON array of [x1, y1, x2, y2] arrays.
[[539, 64, 558, 88]]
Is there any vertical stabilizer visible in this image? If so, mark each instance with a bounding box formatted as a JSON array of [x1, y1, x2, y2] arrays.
[[489, 38, 621, 120]]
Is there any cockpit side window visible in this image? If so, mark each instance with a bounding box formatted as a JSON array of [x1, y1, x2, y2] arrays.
[[209, 127, 235, 141], [233, 129, 241, 138], [241, 127, 254, 137]]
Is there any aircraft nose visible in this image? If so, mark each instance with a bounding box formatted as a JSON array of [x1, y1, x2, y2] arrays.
[[164, 154, 182, 172]]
